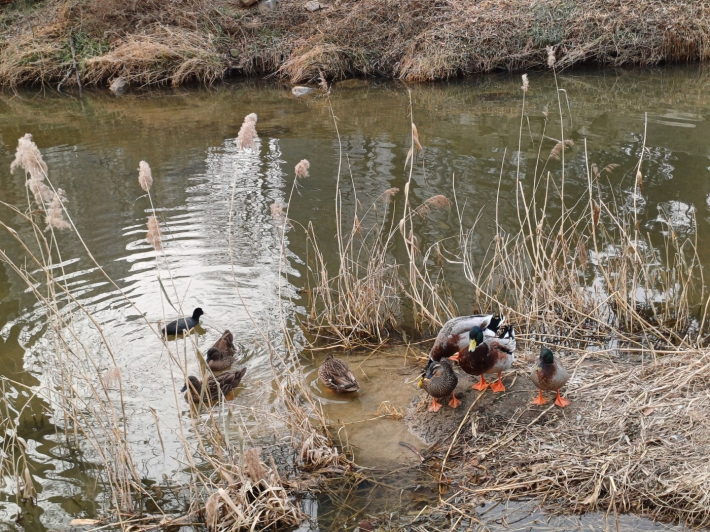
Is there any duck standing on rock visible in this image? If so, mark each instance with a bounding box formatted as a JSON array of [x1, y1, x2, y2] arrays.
[[530, 348, 570, 408], [181, 367, 247, 405], [318, 354, 360, 393], [450, 325, 516, 393], [423, 314, 505, 375], [419, 358, 459, 413], [206, 330, 235, 371], [161, 307, 204, 337]]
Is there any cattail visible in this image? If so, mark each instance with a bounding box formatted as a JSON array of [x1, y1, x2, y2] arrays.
[[237, 113, 259, 150], [45, 189, 70, 231], [146, 215, 162, 250], [295, 159, 310, 178], [521, 74, 529, 93], [244, 447, 266, 482], [547, 46, 556, 69], [138, 161, 153, 192], [550, 139, 574, 160]]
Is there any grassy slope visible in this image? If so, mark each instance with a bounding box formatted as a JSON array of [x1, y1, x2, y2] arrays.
[[0, 0, 708, 88]]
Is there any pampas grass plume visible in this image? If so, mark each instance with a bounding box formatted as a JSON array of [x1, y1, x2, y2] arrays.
[[146, 215, 162, 250], [138, 161, 153, 192], [11, 133, 54, 205], [45, 189, 70, 231], [295, 159, 310, 178], [521, 74, 529, 93], [237, 113, 259, 150]]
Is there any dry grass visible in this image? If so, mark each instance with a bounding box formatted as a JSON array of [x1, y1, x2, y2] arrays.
[[1, 0, 710, 87]]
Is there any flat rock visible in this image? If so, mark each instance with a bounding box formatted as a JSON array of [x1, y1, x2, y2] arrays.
[[109, 77, 128, 95], [241, 0, 258, 6], [291, 86, 314, 97], [304, 1, 322, 12]]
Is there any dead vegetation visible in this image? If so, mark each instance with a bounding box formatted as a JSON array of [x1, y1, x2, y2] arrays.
[[1, 0, 710, 88]]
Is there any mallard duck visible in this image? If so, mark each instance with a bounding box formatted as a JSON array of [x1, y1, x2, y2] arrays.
[[450, 325, 516, 392], [419, 359, 460, 412], [318, 354, 360, 393], [161, 307, 204, 336], [181, 367, 247, 404], [206, 330, 235, 371], [422, 314, 505, 374], [530, 348, 570, 408]]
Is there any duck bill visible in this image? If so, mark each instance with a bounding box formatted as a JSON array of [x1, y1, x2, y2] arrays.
[[417, 377, 430, 389], [180, 384, 187, 393], [469, 339, 477, 351]]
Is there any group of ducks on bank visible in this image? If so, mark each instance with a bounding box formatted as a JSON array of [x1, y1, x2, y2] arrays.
[[161, 308, 571, 411]]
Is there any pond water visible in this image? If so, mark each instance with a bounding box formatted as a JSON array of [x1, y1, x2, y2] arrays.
[[1, 66, 709, 531]]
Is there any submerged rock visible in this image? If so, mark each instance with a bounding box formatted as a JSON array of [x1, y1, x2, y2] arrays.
[[291, 86, 313, 97], [109, 77, 128, 95]]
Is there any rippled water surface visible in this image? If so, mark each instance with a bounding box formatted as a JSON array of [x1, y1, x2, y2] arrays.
[[1, 67, 709, 530]]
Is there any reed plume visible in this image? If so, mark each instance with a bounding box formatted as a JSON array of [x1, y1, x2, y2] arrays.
[[10, 133, 53, 205], [45, 189, 70, 231], [146, 215, 162, 250], [381, 187, 399, 204], [414, 194, 451, 218], [295, 159, 310, 178], [138, 161, 153, 192], [521, 73, 529, 93], [550, 139, 574, 160], [237, 113, 259, 150], [270, 201, 284, 220], [244, 448, 266, 482], [547, 46, 556, 68]]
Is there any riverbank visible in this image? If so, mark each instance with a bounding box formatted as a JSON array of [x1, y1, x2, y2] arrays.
[[1, 0, 708, 89]]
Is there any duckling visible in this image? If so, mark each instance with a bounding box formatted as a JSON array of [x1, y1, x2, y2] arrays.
[[318, 354, 360, 393], [161, 307, 204, 336], [181, 367, 246, 404], [206, 330, 235, 371], [419, 359, 459, 412], [422, 314, 505, 375], [450, 325, 516, 392], [530, 348, 570, 408]]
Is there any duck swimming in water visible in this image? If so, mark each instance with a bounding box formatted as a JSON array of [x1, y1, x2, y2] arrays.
[[419, 358, 459, 413], [181, 367, 246, 404], [450, 325, 516, 392], [530, 348, 570, 408], [205, 330, 235, 371], [422, 314, 505, 375], [161, 307, 204, 336], [318, 354, 360, 393]]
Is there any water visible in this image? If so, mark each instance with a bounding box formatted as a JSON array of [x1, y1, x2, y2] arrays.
[[1, 66, 709, 530]]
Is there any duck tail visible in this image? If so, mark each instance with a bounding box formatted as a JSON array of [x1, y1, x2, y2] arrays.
[[421, 357, 434, 377], [487, 314, 505, 333]]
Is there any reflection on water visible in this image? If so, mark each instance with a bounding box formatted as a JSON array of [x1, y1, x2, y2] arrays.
[[1, 66, 710, 529]]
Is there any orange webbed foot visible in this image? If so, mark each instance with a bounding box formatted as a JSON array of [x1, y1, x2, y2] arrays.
[[554, 391, 570, 408], [428, 398, 443, 413], [531, 389, 547, 405], [448, 395, 461, 409], [489, 374, 505, 393], [472, 376, 489, 391]]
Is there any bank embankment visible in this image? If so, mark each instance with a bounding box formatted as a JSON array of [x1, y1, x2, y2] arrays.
[[0, 0, 708, 89]]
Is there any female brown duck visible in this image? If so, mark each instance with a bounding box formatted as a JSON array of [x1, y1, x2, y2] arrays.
[[420, 358, 460, 413], [530, 348, 570, 408], [450, 325, 516, 392], [318, 354, 360, 393], [181, 367, 247, 404], [205, 330, 235, 371]]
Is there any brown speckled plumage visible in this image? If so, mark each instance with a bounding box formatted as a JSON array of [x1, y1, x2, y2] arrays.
[[183, 367, 247, 404], [421, 359, 458, 407], [206, 330, 235, 371], [318, 354, 360, 393]]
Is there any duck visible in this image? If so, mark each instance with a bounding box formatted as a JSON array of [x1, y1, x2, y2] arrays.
[[530, 348, 570, 408], [419, 358, 460, 412], [181, 367, 247, 404], [422, 314, 504, 375], [449, 325, 516, 393], [318, 354, 360, 393], [205, 330, 235, 371], [161, 307, 204, 336]]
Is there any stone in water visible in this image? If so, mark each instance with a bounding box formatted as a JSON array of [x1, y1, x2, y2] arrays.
[[291, 86, 313, 97]]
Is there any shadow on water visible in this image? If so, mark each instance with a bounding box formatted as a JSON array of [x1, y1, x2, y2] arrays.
[[1, 66, 708, 529]]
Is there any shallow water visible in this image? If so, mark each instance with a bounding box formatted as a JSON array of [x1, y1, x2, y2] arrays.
[[1, 66, 709, 530]]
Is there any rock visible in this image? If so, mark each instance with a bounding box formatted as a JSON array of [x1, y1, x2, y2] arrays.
[[109, 77, 128, 95], [291, 86, 314, 97], [337, 78, 369, 89], [240, 0, 258, 6], [304, 1, 322, 12], [229, 48, 239, 59]]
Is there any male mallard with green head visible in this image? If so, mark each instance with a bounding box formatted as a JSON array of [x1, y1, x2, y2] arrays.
[[205, 330, 235, 371], [450, 325, 516, 392], [530, 348, 570, 408], [318, 354, 360, 393], [419, 358, 460, 412]]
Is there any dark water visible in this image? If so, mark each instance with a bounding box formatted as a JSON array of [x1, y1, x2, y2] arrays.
[[1, 67, 707, 530]]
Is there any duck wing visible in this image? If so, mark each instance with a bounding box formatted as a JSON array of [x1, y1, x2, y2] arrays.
[[430, 314, 498, 360], [322, 358, 360, 392], [215, 367, 247, 395]]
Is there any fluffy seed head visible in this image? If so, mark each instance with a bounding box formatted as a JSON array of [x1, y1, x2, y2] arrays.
[[521, 74, 529, 93], [547, 46, 556, 68], [550, 139, 574, 160], [295, 159, 310, 178], [11, 133, 48, 183], [270, 201, 284, 219], [138, 161, 153, 192], [414, 194, 452, 218], [45, 188, 70, 231], [381, 187, 399, 204], [237, 113, 259, 150], [146, 215, 162, 250]]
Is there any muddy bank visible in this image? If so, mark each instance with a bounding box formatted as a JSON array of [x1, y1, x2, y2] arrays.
[[0, 0, 708, 89]]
